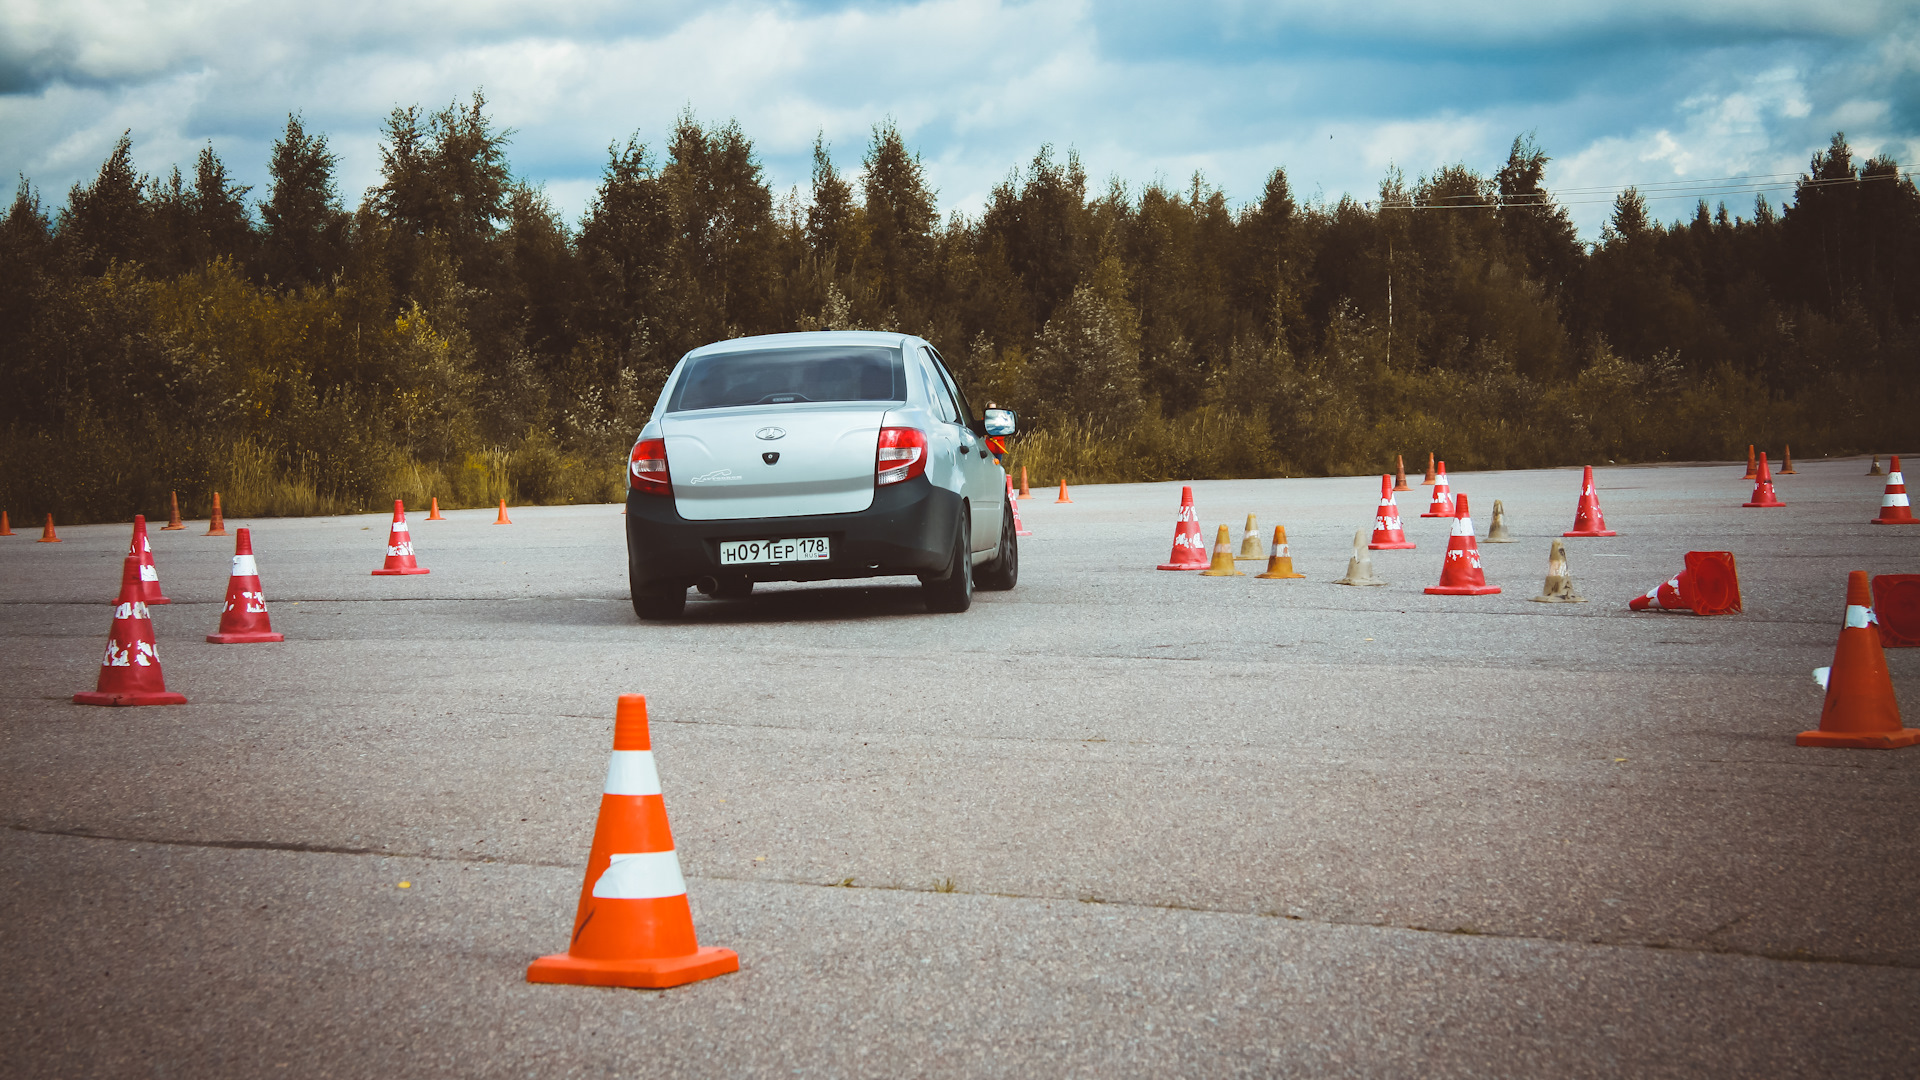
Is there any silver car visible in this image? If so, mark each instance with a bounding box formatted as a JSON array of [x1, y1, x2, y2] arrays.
[[623, 331, 1019, 619]]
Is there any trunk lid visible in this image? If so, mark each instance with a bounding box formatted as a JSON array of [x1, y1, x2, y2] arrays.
[[662, 403, 886, 520]]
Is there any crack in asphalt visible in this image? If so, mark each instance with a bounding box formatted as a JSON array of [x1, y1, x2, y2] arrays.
[[11, 822, 1912, 972]]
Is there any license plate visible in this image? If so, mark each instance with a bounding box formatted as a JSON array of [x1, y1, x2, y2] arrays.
[[718, 537, 830, 564]]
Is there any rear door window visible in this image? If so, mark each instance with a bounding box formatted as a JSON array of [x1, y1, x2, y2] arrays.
[[667, 346, 906, 412]]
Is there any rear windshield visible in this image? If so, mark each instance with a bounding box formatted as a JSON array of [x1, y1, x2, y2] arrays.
[[666, 346, 906, 412]]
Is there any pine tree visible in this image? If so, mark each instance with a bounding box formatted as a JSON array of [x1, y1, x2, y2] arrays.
[[260, 114, 347, 287], [58, 132, 146, 273]]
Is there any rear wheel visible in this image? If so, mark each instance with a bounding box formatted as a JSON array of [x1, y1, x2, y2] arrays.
[[976, 501, 1018, 591], [922, 508, 973, 613]]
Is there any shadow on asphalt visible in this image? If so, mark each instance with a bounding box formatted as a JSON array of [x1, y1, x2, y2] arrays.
[[467, 582, 939, 626]]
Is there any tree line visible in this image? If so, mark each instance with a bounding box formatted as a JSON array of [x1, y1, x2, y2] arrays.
[[2, 90, 1914, 521]]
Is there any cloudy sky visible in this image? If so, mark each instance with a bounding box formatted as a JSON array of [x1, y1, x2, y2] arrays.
[[3, 0, 1915, 238]]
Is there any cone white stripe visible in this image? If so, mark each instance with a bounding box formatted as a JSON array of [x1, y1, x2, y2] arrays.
[[1883, 493, 1910, 507], [1889, 471, 1905, 485], [392, 520, 409, 533], [1451, 516, 1474, 537], [603, 750, 662, 796], [230, 554, 258, 577], [592, 850, 687, 899], [1844, 604, 1873, 629], [140, 565, 159, 581], [1813, 666, 1830, 689]]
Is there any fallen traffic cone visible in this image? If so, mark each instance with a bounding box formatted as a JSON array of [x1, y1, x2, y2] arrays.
[[1872, 575, 1920, 647], [1393, 455, 1411, 492], [1743, 452, 1785, 508], [1019, 466, 1031, 500], [1629, 551, 1741, 615], [527, 694, 738, 987], [162, 490, 186, 529], [206, 492, 227, 536], [1235, 514, 1265, 560], [1484, 499, 1515, 542], [1742, 444, 1757, 480], [1055, 480, 1072, 504], [73, 555, 187, 707], [1530, 539, 1586, 603], [1199, 525, 1245, 577], [1156, 486, 1209, 570], [207, 527, 283, 644], [494, 498, 513, 525], [371, 500, 429, 575], [124, 514, 170, 604], [1868, 454, 1883, 476], [1425, 495, 1500, 595], [1007, 477, 1032, 537], [1797, 572, 1917, 748], [0, 511, 12, 536], [1255, 526, 1305, 579], [1420, 461, 1455, 518], [1419, 453, 1437, 486], [1871, 455, 1916, 524], [1333, 529, 1387, 586], [1368, 474, 1416, 550], [427, 497, 446, 521], [38, 513, 60, 542], [1779, 445, 1797, 474], [1564, 465, 1616, 536]]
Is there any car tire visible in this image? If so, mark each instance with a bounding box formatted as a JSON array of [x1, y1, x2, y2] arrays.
[[632, 582, 687, 620], [922, 507, 973, 613], [976, 501, 1018, 591]]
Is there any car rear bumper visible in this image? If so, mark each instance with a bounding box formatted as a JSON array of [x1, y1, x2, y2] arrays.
[[625, 477, 960, 588]]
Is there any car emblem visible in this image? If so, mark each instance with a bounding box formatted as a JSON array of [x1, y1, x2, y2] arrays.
[[763, 452, 780, 465], [755, 426, 786, 441]]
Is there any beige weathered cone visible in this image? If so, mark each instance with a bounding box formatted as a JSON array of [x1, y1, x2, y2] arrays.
[[1530, 539, 1588, 603], [1484, 499, 1515, 542], [1235, 513, 1266, 560], [1333, 529, 1388, 586], [1868, 454, 1884, 476]]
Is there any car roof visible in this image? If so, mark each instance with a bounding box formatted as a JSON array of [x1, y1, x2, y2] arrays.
[[686, 331, 918, 358]]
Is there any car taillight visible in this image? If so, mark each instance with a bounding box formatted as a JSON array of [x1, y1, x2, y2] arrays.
[[629, 437, 670, 496], [875, 427, 928, 486]]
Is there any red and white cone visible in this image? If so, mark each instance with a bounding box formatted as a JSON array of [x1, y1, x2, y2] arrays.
[[207, 527, 284, 644], [1156, 486, 1209, 570], [1628, 552, 1742, 615], [1424, 494, 1500, 595], [1421, 461, 1456, 518], [1797, 572, 1918, 748], [74, 556, 187, 706], [1007, 477, 1031, 537], [371, 500, 430, 575], [1743, 453, 1785, 508], [1563, 465, 1616, 537], [527, 694, 738, 987], [1368, 474, 1416, 550], [1871, 455, 1915, 524], [124, 514, 171, 604]]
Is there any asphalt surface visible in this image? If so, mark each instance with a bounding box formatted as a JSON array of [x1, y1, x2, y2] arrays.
[[3, 456, 1917, 1078]]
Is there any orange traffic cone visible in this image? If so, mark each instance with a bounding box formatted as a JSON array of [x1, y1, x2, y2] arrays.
[[1743, 452, 1784, 508], [1199, 525, 1244, 577], [1368, 474, 1416, 550], [207, 527, 283, 644], [0, 511, 12, 536], [38, 513, 60, 542], [206, 492, 227, 536], [1564, 465, 1616, 536], [1797, 572, 1917, 748], [528, 694, 738, 988], [1157, 486, 1208, 570], [1421, 461, 1455, 518], [1873, 574, 1920, 647], [74, 556, 187, 706], [427, 497, 446, 521], [162, 490, 186, 529], [1629, 552, 1741, 615], [124, 514, 170, 604], [1393, 455, 1411, 492], [1419, 452, 1437, 486], [1742, 444, 1757, 480], [1054, 480, 1072, 504], [1868, 455, 1884, 476], [1425, 494, 1499, 595], [1007, 477, 1031, 537], [371, 500, 430, 575], [495, 499, 513, 525], [1871, 455, 1915, 524], [1255, 526, 1304, 579], [1019, 466, 1031, 500], [1779, 445, 1797, 474]]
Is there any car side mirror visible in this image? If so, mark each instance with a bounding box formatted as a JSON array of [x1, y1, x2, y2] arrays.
[[983, 409, 1017, 436]]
